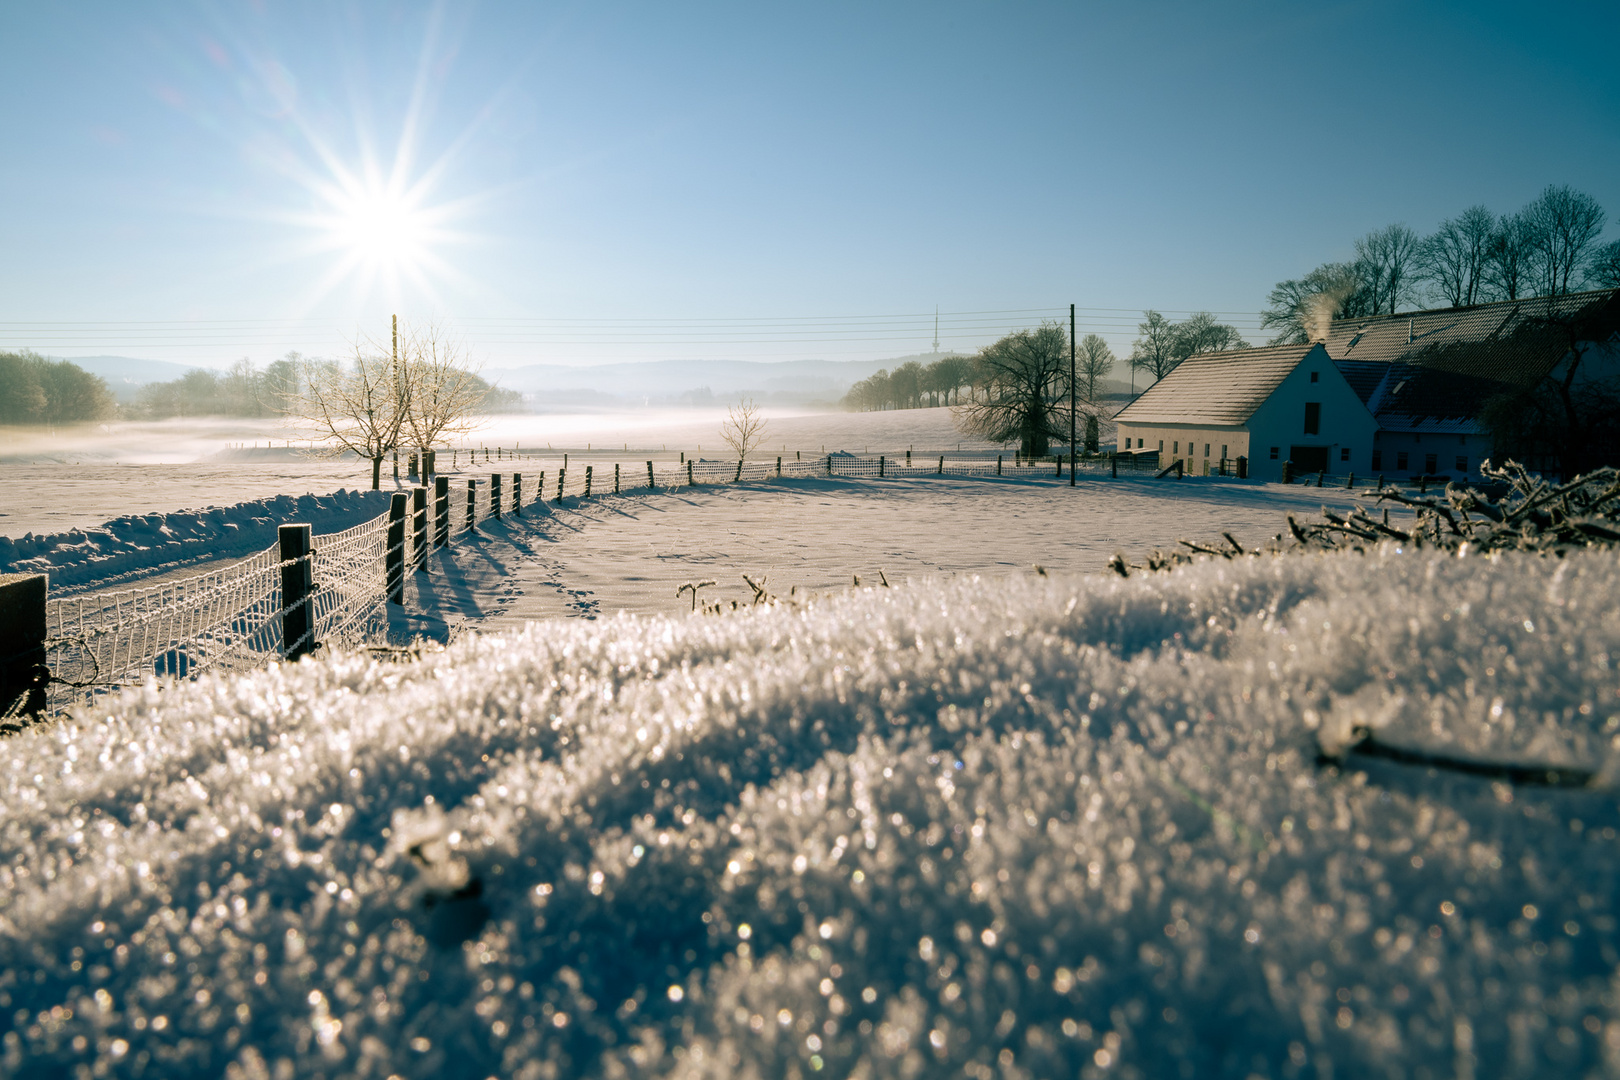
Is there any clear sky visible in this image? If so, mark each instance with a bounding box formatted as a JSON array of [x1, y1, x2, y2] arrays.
[[2, 0, 1617, 368]]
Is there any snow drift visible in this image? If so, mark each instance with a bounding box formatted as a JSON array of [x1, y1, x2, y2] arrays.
[[0, 489, 390, 593], [2, 544, 1618, 1078]]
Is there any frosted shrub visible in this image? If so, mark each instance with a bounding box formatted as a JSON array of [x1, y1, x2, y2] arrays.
[[2, 544, 1618, 1077]]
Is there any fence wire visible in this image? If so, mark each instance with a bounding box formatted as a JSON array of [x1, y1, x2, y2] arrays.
[[44, 509, 394, 712]]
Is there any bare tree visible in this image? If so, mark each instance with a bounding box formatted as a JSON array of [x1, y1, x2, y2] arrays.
[[720, 398, 768, 461], [400, 324, 488, 466], [1418, 206, 1495, 307], [291, 344, 408, 490], [1354, 223, 1423, 315], [1261, 263, 1364, 344], [1128, 311, 1180, 384], [1485, 212, 1533, 301], [1170, 311, 1249, 361], [1523, 184, 1607, 297], [954, 321, 1069, 456], [1076, 334, 1115, 401], [1590, 239, 1620, 289]]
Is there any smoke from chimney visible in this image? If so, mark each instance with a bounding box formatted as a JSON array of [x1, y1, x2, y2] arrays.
[[1297, 279, 1357, 343]]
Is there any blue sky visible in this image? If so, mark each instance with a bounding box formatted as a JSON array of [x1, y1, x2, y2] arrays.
[[1, 0, 1617, 368]]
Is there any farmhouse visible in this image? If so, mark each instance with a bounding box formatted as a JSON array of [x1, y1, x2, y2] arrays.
[[1113, 342, 1377, 483], [1115, 288, 1620, 482]]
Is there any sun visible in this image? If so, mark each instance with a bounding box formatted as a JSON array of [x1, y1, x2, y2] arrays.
[[331, 186, 430, 272]]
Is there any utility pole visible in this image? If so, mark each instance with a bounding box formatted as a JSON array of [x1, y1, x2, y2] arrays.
[[932, 307, 940, 353], [1069, 303, 1077, 487]]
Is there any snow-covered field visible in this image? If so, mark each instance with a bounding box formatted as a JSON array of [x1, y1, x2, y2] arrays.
[[3, 543, 1617, 1078], [409, 476, 1372, 628]]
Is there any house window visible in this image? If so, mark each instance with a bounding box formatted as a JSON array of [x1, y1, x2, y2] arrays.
[[1456, 455, 1468, 472], [1158, 440, 1164, 453], [1371, 450, 1383, 470], [1340, 447, 1351, 462], [1269, 446, 1279, 460], [1425, 453, 1438, 474], [1304, 402, 1321, 435], [1310, 371, 1319, 383], [1204, 444, 1210, 457], [1221, 444, 1228, 459], [1397, 451, 1409, 470]]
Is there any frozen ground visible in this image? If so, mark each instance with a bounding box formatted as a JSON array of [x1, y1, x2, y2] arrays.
[[2, 544, 1617, 1078], [388, 475, 1375, 632]]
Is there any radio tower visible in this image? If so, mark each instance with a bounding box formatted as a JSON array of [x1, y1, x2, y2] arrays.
[[932, 307, 940, 353]]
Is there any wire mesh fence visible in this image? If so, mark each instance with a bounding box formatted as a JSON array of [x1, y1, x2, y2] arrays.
[[44, 509, 394, 713]]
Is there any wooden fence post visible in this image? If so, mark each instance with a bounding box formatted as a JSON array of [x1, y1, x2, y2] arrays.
[[879, 455, 885, 478], [938, 455, 944, 475], [997, 455, 1003, 476], [585, 465, 593, 498], [537, 471, 545, 504], [647, 461, 655, 488], [556, 467, 566, 503], [1317, 471, 1325, 488], [1346, 472, 1355, 489], [279, 524, 315, 661], [688, 459, 695, 486], [412, 486, 428, 570], [1281, 459, 1294, 485], [408, 452, 419, 481], [466, 479, 477, 532], [1238, 455, 1248, 479], [513, 473, 522, 516], [491, 474, 503, 520], [387, 493, 408, 605], [0, 573, 48, 722], [434, 476, 450, 546], [826, 454, 833, 477], [1054, 456, 1061, 477], [776, 456, 782, 477], [615, 463, 620, 493]]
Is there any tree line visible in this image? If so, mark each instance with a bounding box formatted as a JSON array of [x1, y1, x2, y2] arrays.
[[0, 344, 522, 434], [1263, 184, 1618, 344], [844, 337, 1121, 414], [0, 351, 117, 425]]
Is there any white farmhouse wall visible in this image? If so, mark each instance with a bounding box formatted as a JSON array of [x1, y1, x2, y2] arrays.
[[1244, 347, 1378, 482], [1114, 423, 1248, 473]]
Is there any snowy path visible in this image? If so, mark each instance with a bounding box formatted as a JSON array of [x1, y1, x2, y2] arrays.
[[402, 474, 1376, 632]]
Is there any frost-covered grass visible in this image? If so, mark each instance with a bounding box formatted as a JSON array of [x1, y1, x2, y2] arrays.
[[3, 545, 1619, 1078]]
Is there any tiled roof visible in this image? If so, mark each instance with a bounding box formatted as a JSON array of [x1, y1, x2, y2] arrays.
[[1113, 343, 1316, 426], [1322, 289, 1620, 382], [1364, 362, 1499, 432], [1334, 359, 1387, 405]]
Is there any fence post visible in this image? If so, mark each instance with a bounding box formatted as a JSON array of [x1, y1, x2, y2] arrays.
[[826, 455, 833, 477], [776, 456, 782, 477], [1111, 453, 1118, 478], [425, 449, 435, 477], [647, 461, 655, 488], [408, 452, 419, 481], [1281, 459, 1294, 485], [434, 476, 450, 546], [879, 456, 885, 478], [734, 460, 743, 483], [466, 480, 478, 531], [514, 473, 522, 516], [1346, 472, 1355, 490], [491, 474, 503, 520], [387, 493, 407, 605], [557, 467, 566, 503], [997, 455, 1003, 476], [0, 573, 48, 722], [412, 486, 428, 570], [1317, 471, 1325, 488], [1055, 456, 1061, 478], [1238, 455, 1248, 479], [688, 459, 695, 486], [938, 455, 944, 475], [279, 524, 315, 661], [537, 471, 545, 504], [615, 463, 620, 493], [585, 465, 593, 498]]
